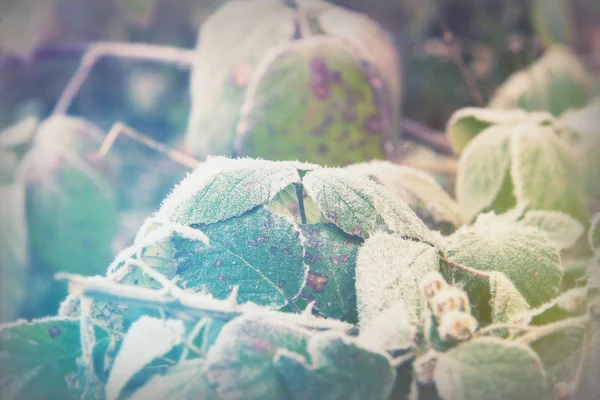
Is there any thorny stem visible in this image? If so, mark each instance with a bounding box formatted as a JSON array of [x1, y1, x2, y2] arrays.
[[294, 183, 307, 224], [53, 42, 195, 115], [439, 256, 491, 280], [518, 315, 590, 345]]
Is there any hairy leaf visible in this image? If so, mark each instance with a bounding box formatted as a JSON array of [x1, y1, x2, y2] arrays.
[[446, 220, 562, 307], [489, 272, 530, 323], [303, 167, 436, 244], [531, 0, 573, 48], [531, 328, 584, 385], [520, 210, 584, 250], [106, 317, 185, 400], [358, 300, 414, 351], [172, 206, 307, 309], [0, 318, 109, 400], [511, 124, 587, 221], [157, 157, 301, 225], [434, 338, 548, 400], [274, 331, 396, 400], [204, 313, 310, 400], [299, 223, 361, 322], [456, 125, 514, 221], [356, 232, 439, 325]]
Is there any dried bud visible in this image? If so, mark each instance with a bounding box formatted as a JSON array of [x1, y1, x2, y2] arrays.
[[438, 310, 478, 341], [420, 271, 448, 300], [414, 350, 437, 384], [431, 287, 471, 318]]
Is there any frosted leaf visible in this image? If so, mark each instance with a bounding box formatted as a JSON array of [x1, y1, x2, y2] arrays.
[[299, 223, 361, 322], [106, 317, 185, 400], [274, 331, 396, 400], [456, 125, 514, 221], [356, 232, 439, 325], [520, 210, 584, 250], [445, 107, 528, 153], [531, 328, 584, 387], [587, 253, 600, 290], [446, 221, 562, 308], [511, 124, 588, 221], [489, 272, 530, 323], [156, 157, 301, 225], [129, 359, 215, 400], [0, 317, 110, 400], [0, 116, 38, 150], [573, 316, 600, 399], [303, 167, 436, 244], [590, 213, 600, 253], [358, 300, 414, 352], [346, 160, 464, 231], [172, 206, 307, 309], [266, 184, 324, 224], [434, 338, 548, 400], [204, 313, 310, 400]]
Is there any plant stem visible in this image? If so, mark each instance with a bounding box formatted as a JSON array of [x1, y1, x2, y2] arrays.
[[518, 315, 590, 345], [439, 256, 491, 280], [391, 351, 416, 368], [53, 42, 195, 115], [399, 118, 454, 155], [474, 323, 535, 337], [294, 183, 307, 224]]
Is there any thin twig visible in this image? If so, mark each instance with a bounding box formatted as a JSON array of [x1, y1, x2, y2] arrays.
[[396, 159, 457, 176], [98, 122, 200, 169], [474, 323, 534, 337], [439, 18, 485, 106], [440, 256, 491, 280], [399, 118, 454, 155], [518, 315, 590, 345], [53, 42, 195, 115]]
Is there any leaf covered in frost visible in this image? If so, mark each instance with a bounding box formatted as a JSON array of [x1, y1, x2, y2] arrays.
[[531, 327, 584, 386], [157, 157, 301, 225], [358, 300, 414, 351], [204, 313, 310, 400], [456, 125, 514, 221], [590, 213, 600, 253], [446, 219, 562, 308], [274, 331, 396, 400], [520, 210, 584, 250], [299, 223, 361, 322], [356, 232, 439, 325], [106, 316, 185, 400], [172, 206, 307, 309], [434, 338, 548, 400], [489, 272, 530, 323], [0, 317, 110, 400]]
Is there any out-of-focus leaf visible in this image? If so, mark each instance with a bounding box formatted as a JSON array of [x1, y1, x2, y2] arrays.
[[0, 116, 38, 151], [531, 327, 584, 386], [0, 0, 55, 57], [520, 210, 584, 250], [531, 0, 573, 48], [358, 299, 414, 351], [113, 0, 158, 28]]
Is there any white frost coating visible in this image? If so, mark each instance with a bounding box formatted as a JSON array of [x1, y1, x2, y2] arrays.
[[358, 300, 415, 352], [106, 317, 185, 400], [489, 272, 530, 323], [589, 213, 600, 252], [520, 210, 584, 250], [356, 232, 439, 327]]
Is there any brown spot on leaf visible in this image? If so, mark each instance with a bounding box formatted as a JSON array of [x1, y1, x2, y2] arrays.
[[48, 326, 61, 339], [318, 144, 329, 154], [306, 270, 329, 293], [278, 280, 286, 288]]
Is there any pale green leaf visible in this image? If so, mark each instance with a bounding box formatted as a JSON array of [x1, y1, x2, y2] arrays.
[[129, 359, 215, 400], [356, 232, 439, 325], [266, 183, 323, 224], [204, 313, 310, 400], [0, 317, 109, 400], [590, 213, 600, 253], [106, 317, 185, 400], [574, 316, 600, 400], [456, 125, 514, 221], [520, 210, 584, 250], [299, 223, 361, 322], [531, 328, 584, 385], [531, 0, 573, 48], [274, 331, 396, 400], [358, 300, 414, 351], [434, 338, 548, 400], [156, 157, 301, 225], [511, 124, 588, 221], [114, 0, 158, 28], [446, 220, 562, 307], [489, 272, 530, 323], [0, 116, 38, 150], [172, 206, 307, 309], [303, 167, 436, 244]]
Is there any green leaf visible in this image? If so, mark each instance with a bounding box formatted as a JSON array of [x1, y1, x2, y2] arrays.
[[0, 116, 38, 150], [489, 46, 589, 116], [185, 0, 295, 155], [236, 35, 389, 165], [106, 316, 185, 400], [356, 232, 439, 325], [156, 157, 301, 225], [489, 272, 530, 323], [531, 328, 584, 385], [172, 206, 307, 309], [204, 313, 310, 400], [511, 124, 588, 221], [346, 160, 464, 232], [574, 316, 600, 400], [590, 213, 600, 253], [445, 107, 528, 153], [434, 338, 549, 400], [0, 0, 54, 57], [274, 331, 396, 400], [456, 125, 514, 221], [520, 210, 584, 250], [129, 359, 215, 400], [0, 317, 110, 400], [114, 0, 158, 28], [531, 0, 573, 48], [303, 167, 436, 244], [0, 184, 27, 322], [266, 183, 323, 224], [358, 300, 414, 351], [299, 223, 361, 322], [446, 219, 562, 308]]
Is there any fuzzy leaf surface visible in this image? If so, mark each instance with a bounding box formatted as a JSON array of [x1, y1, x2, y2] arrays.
[[520, 210, 584, 250], [358, 300, 414, 351], [489, 272, 530, 323], [531, 328, 584, 385]]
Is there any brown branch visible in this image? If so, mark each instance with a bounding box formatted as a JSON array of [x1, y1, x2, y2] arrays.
[[439, 19, 485, 106], [440, 256, 491, 279], [53, 42, 195, 115], [400, 118, 454, 155]]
